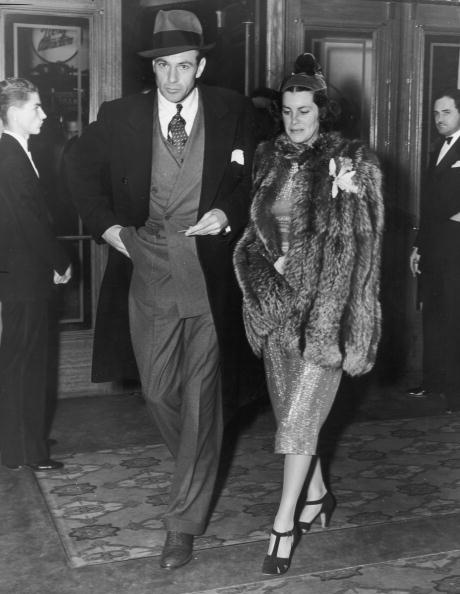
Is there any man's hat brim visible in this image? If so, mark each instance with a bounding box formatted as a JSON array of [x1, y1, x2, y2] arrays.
[[138, 41, 214, 59]]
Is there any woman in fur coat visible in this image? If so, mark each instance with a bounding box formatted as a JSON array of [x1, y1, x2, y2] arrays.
[[234, 54, 384, 574]]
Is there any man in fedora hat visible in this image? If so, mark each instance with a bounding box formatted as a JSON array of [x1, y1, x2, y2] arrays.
[[65, 9, 255, 569]]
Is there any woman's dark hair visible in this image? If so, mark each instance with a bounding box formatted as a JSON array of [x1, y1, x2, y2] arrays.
[[281, 54, 340, 131], [0, 78, 38, 124]]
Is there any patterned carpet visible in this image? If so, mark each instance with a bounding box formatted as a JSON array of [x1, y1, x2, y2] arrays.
[[198, 550, 460, 594], [35, 414, 460, 568]]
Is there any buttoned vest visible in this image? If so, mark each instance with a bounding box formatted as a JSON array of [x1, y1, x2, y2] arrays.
[[134, 98, 210, 317]]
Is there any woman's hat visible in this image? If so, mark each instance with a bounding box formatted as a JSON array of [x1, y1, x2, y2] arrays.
[[138, 10, 215, 59], [280, 53, 327, 93]]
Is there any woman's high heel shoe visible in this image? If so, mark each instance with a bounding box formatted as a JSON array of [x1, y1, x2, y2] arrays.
[[261, 527, 297, 575], [298, 492, 335, 533]]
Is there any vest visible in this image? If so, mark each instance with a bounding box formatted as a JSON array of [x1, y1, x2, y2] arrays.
[[133, 97, 210, 317]]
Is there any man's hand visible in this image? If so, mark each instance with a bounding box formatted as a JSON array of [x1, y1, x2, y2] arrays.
[[409, 246, 421, 277], [184, 209, 229, 236], [450, 212, 460, 222], [102, 225, 130, 258], [54, 264, 72, 285]]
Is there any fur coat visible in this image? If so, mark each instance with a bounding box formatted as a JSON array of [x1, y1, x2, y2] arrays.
[[233, 132, 384, 376]]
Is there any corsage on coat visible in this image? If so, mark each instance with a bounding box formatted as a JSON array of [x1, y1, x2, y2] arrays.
[[234, 132, 384, 376]]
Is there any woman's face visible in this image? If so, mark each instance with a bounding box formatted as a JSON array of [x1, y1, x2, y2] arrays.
[[282, 90, 320, 145], [7, 92, 46, 138]]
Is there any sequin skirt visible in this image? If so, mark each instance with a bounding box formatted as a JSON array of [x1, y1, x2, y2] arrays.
[[263, 333, 342, 455]]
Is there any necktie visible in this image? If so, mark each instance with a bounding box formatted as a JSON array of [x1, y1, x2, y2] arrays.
[[167, 103, 187, 152], [445, 136, 453, 145]]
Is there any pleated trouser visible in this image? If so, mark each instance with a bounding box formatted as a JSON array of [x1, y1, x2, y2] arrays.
[[128, 292, 223, 535]]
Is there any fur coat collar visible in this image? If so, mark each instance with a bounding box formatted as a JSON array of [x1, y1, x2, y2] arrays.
[[234, 132, 384, 376]]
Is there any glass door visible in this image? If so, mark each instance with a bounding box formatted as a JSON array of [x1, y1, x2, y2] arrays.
[[4, 11, 92, 329]]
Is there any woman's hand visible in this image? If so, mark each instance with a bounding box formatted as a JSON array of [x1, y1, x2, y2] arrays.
[[274, 255, 286, 275]]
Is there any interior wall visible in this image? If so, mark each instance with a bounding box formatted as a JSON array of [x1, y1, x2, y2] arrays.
[[287, 0, 460, 382]]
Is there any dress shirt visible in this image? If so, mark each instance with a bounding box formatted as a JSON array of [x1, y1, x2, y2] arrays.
[[157, 87, 199, 139], [2, 129, 39, 177], [436, 129, 460, 165]]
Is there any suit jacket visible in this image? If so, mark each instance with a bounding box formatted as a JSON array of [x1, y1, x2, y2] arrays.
[[0, 133, 69, 301], [65, 85, 256, 409], [417, 135, 460, 277]]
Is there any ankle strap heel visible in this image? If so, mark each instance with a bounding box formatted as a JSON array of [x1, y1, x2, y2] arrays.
[[299, 492, 336, 533], [261, 527, 297, 575]]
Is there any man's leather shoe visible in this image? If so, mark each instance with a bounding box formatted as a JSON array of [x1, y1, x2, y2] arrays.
[[160, 531, 193, 569], [406, 386, 428, 397], [25, 459, 64, 471]]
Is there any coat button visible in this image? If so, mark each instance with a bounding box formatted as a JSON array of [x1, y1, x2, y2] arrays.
[[121, 177, 128, 184]]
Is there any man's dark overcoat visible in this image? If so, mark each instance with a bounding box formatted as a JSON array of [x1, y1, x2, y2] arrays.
[[416, 135, 460, 396], [65, 84, 256, 412]]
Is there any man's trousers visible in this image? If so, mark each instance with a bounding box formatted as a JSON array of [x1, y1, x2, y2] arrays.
[[128, 293, 223, 535], [0, 300, 49, 467]]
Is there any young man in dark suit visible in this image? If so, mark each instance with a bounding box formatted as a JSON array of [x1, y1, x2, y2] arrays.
[[0, 78, 71, 471], [65, 10, 255, 568], [409, 88, 460, 413]]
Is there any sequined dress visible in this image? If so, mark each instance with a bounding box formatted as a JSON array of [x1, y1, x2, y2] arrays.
[[264, 160, 342, 455]]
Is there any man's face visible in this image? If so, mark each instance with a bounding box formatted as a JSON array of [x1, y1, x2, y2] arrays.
[[434, 96, 460, 138], [8, 92, 46, 138], [65, 120, 79, 140], [152, 50, 206, 103]]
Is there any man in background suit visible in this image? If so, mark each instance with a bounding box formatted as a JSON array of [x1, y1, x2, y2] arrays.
[[409, 88, 460, 413], [65, 10, 255, 569], [0, 78, 71, 471]]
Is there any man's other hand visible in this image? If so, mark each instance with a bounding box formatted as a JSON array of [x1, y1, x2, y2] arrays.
[[409, 246, 421, 277], [102, 225, 130, 258], [184, 209, 229, 236]]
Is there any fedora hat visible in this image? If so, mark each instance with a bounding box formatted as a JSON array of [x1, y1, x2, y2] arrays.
[[138, 10, 215, 59]]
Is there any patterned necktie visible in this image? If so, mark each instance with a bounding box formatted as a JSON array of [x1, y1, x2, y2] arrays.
[[167, 103, 187, 152]]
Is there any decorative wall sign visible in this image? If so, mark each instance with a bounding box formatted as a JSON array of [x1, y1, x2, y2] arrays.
[[30, 26, 80, 64]]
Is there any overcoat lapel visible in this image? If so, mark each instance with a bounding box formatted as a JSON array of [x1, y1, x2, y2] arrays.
[[123, 92, 155, 201], [198, 86, 234, 216]]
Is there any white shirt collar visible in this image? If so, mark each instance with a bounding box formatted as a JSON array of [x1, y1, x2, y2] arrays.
[[157, 87, 199, 138], [444, 129, 460, 145], [2, 129, 39, 177]]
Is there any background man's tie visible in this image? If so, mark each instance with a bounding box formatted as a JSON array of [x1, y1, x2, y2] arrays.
[[168, 103, 187, 152]]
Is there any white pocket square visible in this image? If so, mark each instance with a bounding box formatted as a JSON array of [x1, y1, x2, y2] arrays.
[[231, 149, 244, 165], [451, 161, 460, 168]]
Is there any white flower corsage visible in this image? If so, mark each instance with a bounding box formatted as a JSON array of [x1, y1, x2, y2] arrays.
[[329, 157, 358, 198]]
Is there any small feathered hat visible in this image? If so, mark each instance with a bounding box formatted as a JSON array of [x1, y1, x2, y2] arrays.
[[138, 10, 215, 59], [280, 53, 327, 93]]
